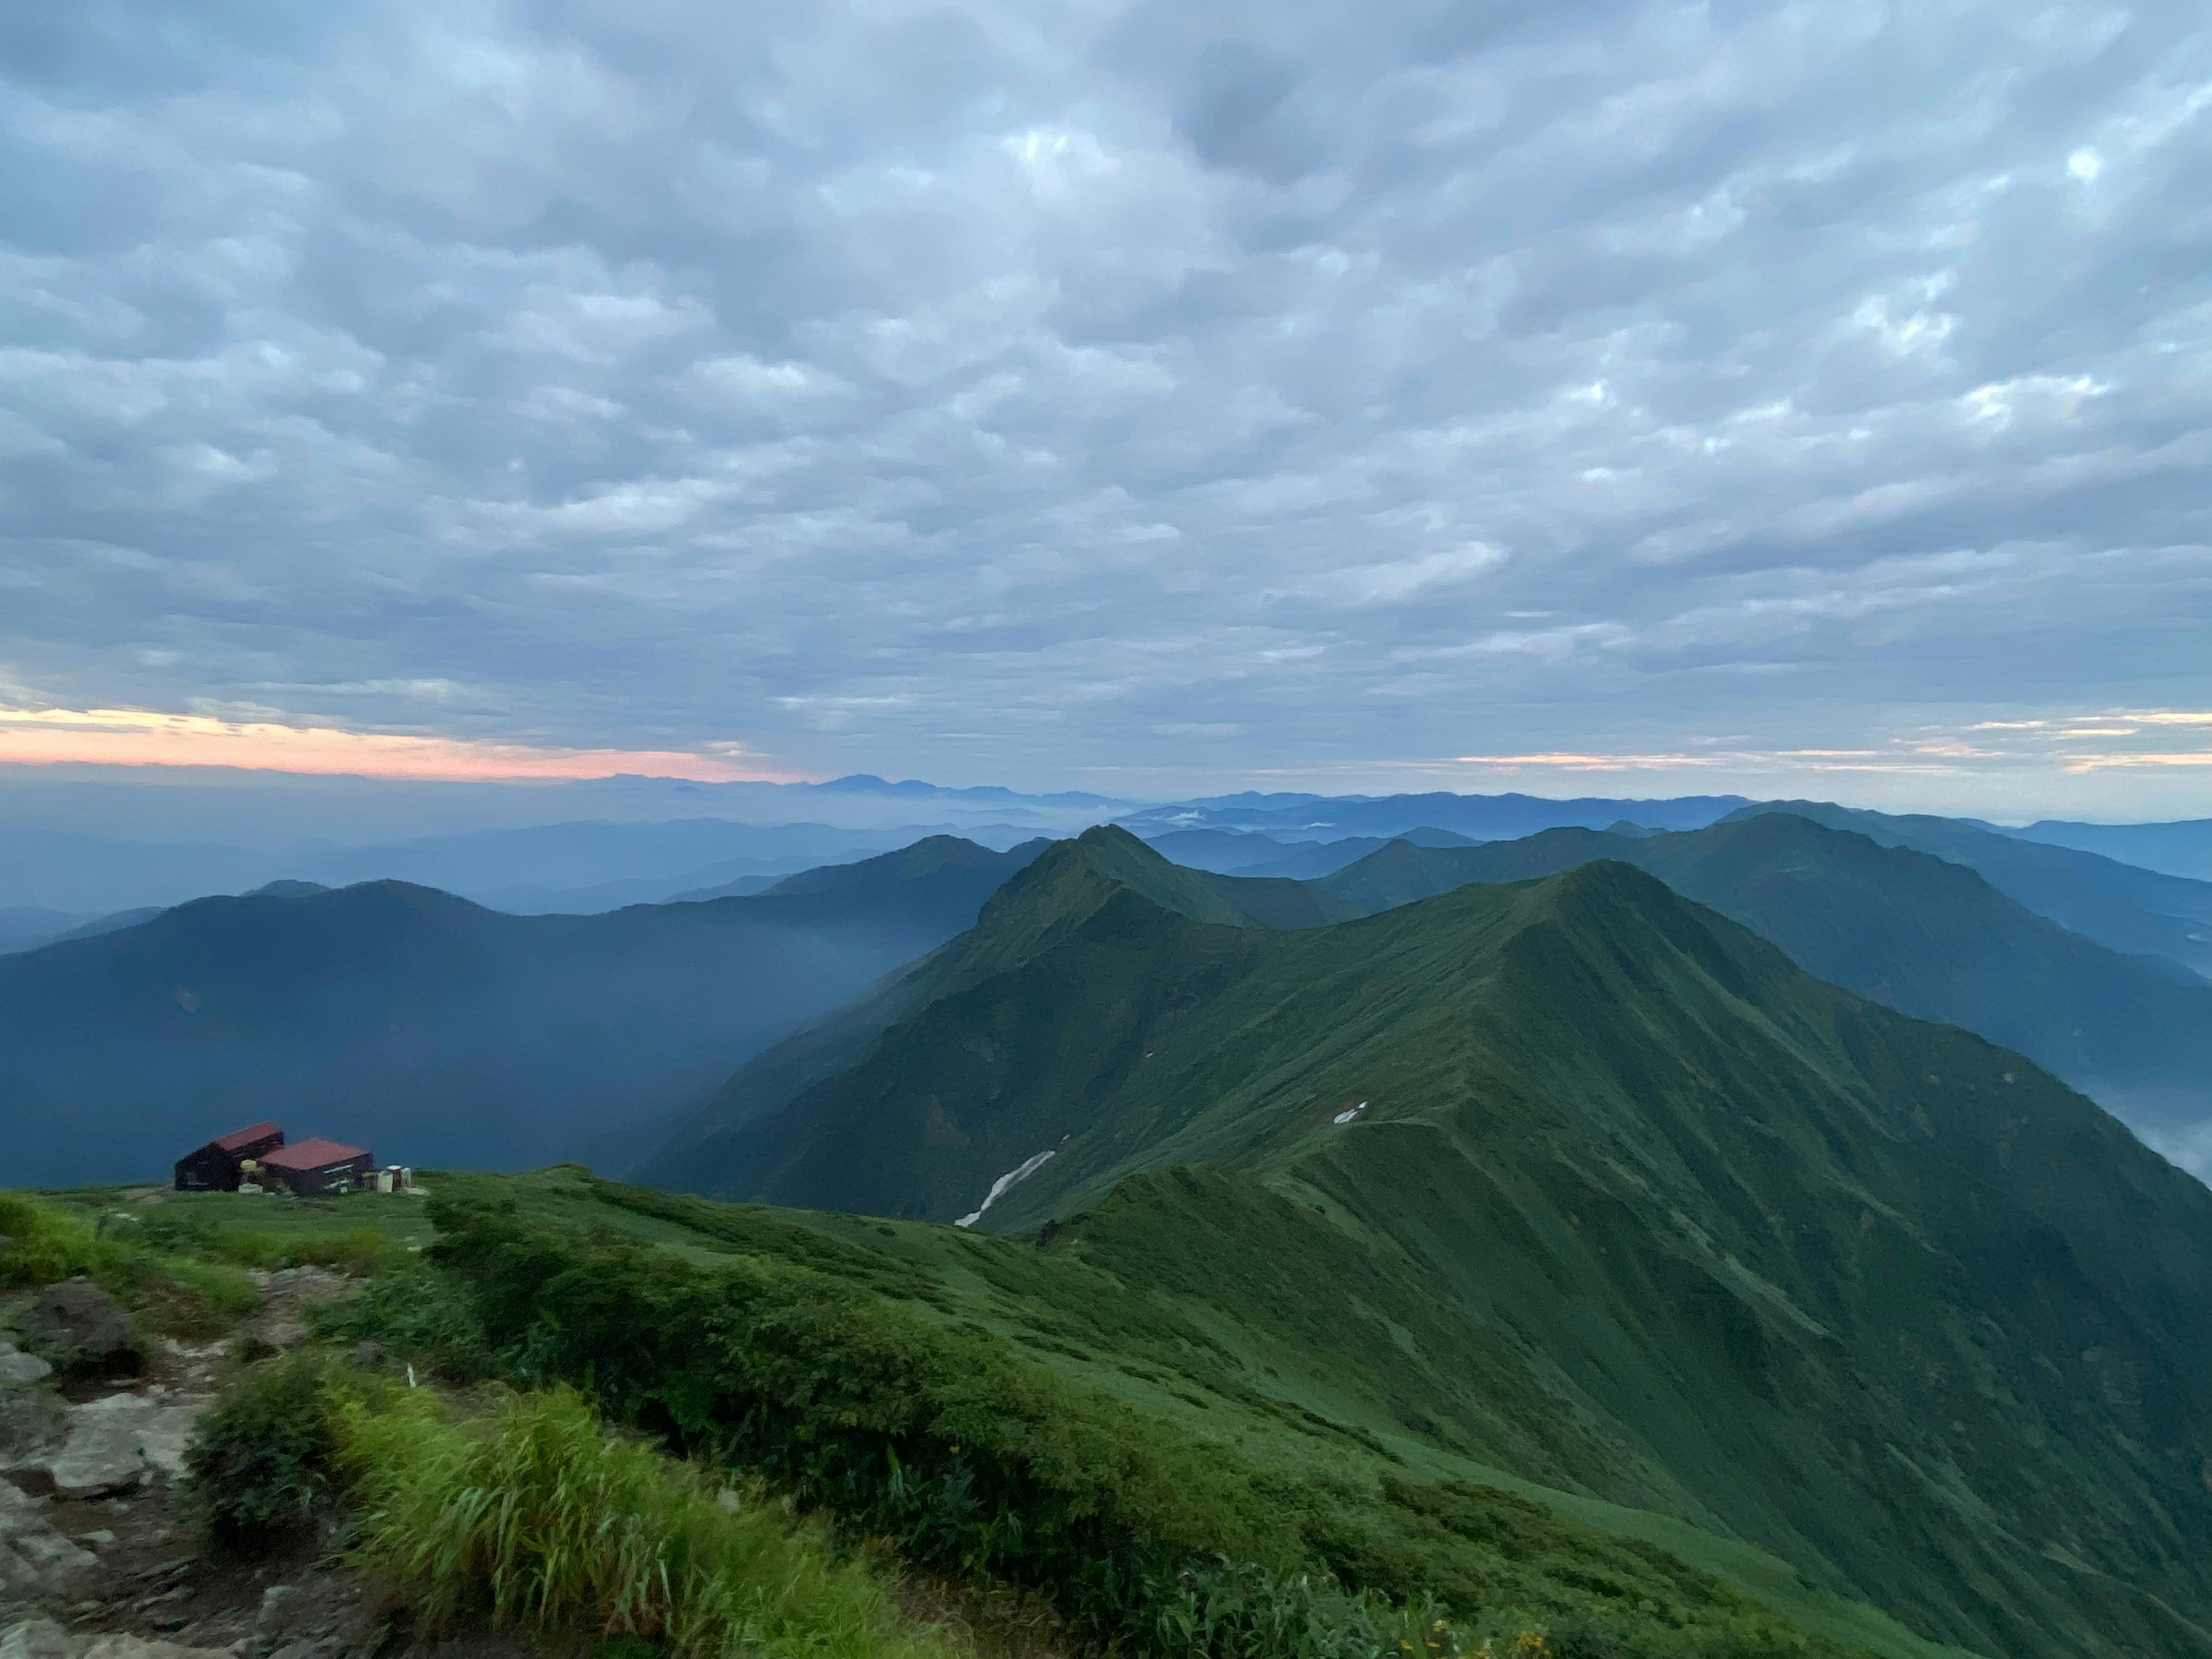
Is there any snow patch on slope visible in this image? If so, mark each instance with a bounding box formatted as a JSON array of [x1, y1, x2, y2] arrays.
[[955, 1149, 1056, 1228]]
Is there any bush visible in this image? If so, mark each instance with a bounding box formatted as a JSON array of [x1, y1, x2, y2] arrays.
[[1157, 1557, 1469, 1659], [0, 1194, 129, 1288], [339, 1385, 956, 1659], [308, 1259, 499, 1380], [2, 1195, 264, 1338], [183, 1349, 348, 1543], [282, 1227, 411, 1277]]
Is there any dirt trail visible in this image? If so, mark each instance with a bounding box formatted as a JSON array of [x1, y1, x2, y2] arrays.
[[2, 1271, 377, 1659]]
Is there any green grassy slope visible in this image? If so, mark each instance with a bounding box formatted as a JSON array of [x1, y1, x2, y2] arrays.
[[1317, 812, 2212, 1146], [441, 1166, 1949, 1659], [634, 828, 1353, 1192], [645, 829, 2212, 1659]]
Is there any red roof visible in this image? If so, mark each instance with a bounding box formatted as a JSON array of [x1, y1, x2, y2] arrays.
[[261, 1137, 371, 1171], [211, 1122, 283, 1154]]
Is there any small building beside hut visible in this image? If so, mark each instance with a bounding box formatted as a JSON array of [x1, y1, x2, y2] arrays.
[[173, 1122, 286, 1192], [257, 1137, 375, 1197]]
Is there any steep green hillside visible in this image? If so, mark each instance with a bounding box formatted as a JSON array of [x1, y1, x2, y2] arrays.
[[0, 835, 1041, 1187], [1317, 813, 2212, 1161], [645, 828, 2212, 1659], [636, 830, 1355, 1192], [384, 1166, 1933, 1659]]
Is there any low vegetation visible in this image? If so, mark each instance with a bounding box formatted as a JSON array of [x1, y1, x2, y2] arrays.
[[308, 1181, 1869, 1659], [183, 1348, 346, 1541], [0, 1190, 260, 1340], [346, 1384, 956, 1659]]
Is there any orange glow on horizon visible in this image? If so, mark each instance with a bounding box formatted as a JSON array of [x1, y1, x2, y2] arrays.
[[0, 704, 794, 783]]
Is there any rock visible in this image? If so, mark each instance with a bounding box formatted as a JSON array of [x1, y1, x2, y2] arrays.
[[0, 1345, 51, 1389], [0, 1390, 66, 1469], [45, 1397, 206, 1498], [0, 1484, 94, 1604], [0, 1619, 82, 1659], [6, 1536, 92, 1577], [248, 1585, 304, 1658], [14, 1283, 135, 1374], [83, 1640, 237, 1659], [66, 1535, 110, 1552]]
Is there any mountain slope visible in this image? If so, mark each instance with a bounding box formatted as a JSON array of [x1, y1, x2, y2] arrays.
[[635, 827, 1358, 1195], [2011, 816, 2212, 882], [1725, 802, 2212, 978], [0, 905, 86, 955], [643, 830, 2212, 1659], [0, 836, 1041, 1187], [1319, 813, 2212, 1168]]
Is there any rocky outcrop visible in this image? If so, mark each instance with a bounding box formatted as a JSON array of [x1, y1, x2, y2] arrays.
[[0, 1482, 96, 1608], [0, 1346, 49, 1389], [16, 1285, 135, 1376], [41, 1397, 204, 1499], [0, 1391, 65, 1474], [0, 1624, 237, 1659]]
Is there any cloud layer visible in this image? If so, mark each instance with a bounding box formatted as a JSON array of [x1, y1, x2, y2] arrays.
[[2, 0, 2209, 808]]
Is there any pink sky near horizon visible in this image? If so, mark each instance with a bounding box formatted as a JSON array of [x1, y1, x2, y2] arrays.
[[0, 704, 796, 783]]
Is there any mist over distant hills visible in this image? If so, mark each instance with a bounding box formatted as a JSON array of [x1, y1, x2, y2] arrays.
[[1118, 790, 1751, 842], [0, 835, 1042, 1187], [2013, 817, 2212, 882]]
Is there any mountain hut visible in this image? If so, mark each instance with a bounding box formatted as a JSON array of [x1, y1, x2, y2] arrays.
[[173, 1122, 286, 1192], [258, 1137, 374, 1197]]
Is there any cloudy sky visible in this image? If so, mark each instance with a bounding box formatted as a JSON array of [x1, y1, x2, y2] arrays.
[[2, 0, 2209, 813]]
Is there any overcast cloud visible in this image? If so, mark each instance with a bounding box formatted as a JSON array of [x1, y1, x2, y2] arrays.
[[2, 0, 2210, 810]]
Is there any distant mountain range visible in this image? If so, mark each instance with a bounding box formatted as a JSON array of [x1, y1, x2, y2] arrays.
[[1730, 801, 2212, 979], [2011, 816, 2212, 882], [0, 817, 1020, 919], [1118, 790, 1751, 842], [637, 825, 2212, 1659], [0, 836, 1042, 1187]]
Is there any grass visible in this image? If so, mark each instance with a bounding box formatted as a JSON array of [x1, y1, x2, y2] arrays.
[[319, 1176, 1881, 1659], [0, 1190, 258, 1343], [340, 1384, 959, 1659], [518, 1171, 1963, 1659]]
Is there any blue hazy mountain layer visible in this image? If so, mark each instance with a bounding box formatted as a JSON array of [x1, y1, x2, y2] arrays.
[[0, 836, 1042, 1187]]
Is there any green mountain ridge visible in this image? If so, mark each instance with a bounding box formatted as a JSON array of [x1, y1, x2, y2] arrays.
[[1312, 810, 2212, 1160], [643, 825, 2212, 1659]]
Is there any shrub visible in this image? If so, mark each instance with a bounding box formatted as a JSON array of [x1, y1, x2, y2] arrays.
[[282, 1227, 410, 1277], [308, 1258, 499, 1380], [1156, 1556, 1468, 1659], [0, 1194, 129, 1288], [338, 1384, 956, 1659], [183, 1349, 349, 1543], [2, 1196, 263, 1338]]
